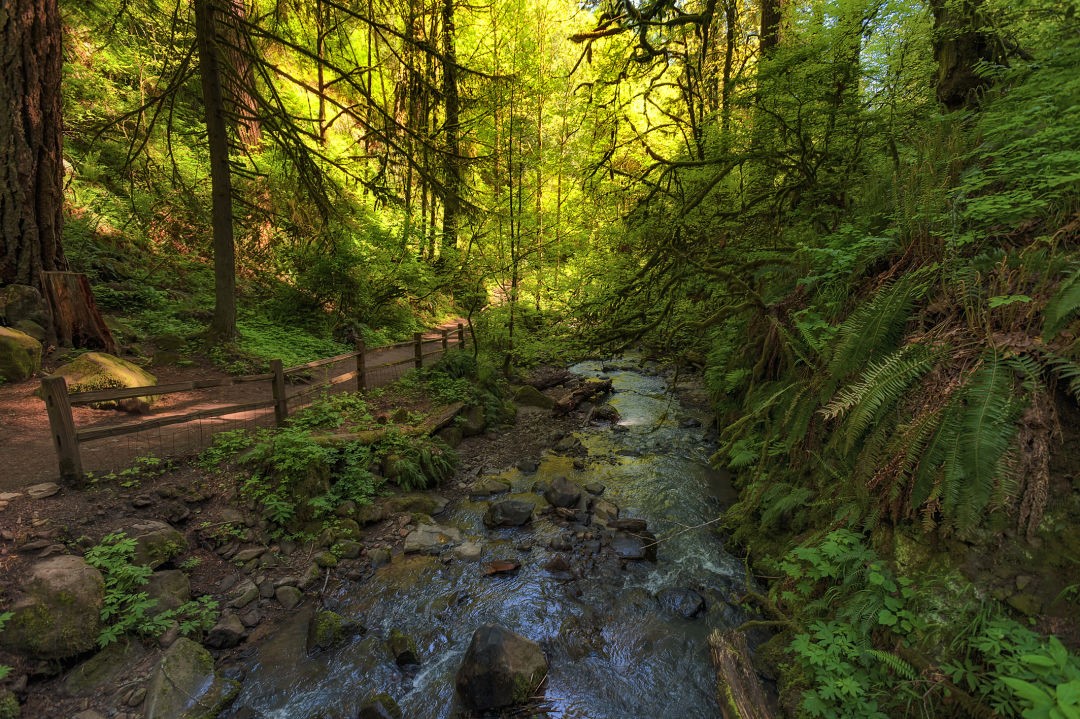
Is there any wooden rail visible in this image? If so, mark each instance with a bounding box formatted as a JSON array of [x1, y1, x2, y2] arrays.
[[44, 323, 467, 484]]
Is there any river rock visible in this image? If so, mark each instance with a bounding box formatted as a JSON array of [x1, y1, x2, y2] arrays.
[[544, 476, 582, 508], [275, 585, 304, 610], [307, 610, 357, 653], [144, 638, 240, 719], [656, 588, 706, 618], [454, 541, 483, 561], [470, 478, 511, 497], [590, 498, 619, 525], [123, 519, 186, 568], [608, 518, 648, 533], [145, 569, 191, 616], [0, 554, 104, 659], [404, 524, 462, 554], [592, 404, 620, 423], [455, 625, 548, 711], [387, 628, 419, 666], [42, 352, 158, 409], [584, 482, 605, 496], [513, 384, 555, 409], [358, 693, 403, 719], [355, 493, 449, 524], [612, 532, 658, 562], [206, 613, 246, 649], [63, 639, 148, 697], [0, 326, 42, 382], [484, 500, 534, 528]]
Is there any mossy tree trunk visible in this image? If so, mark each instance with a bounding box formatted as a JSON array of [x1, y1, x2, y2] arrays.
[[928, 0, 1006, 110], [0, 0, 67, 290]]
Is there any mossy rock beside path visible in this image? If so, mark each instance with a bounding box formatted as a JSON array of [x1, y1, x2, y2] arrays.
[[0, 326, 43, 382], [42, 351, 157, 407]]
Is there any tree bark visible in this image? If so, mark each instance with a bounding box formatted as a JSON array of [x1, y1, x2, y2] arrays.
[[759, 0, 781, 56], [439, 0, 461, 260], [928, 0, 1004, 111], [0, 0, 66, 290], [195, 0, 238, 341]]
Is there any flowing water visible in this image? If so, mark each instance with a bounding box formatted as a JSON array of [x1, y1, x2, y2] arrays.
[[226, 361, 750, 718]]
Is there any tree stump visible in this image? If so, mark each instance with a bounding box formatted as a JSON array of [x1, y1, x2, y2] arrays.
[[40, 271, 117, 353]]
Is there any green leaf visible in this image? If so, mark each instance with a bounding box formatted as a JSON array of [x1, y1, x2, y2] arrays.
[[1001, 677, 1054, 705]]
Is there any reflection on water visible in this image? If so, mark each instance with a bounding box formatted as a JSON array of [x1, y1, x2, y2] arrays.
[[226, 360, 747, 719]]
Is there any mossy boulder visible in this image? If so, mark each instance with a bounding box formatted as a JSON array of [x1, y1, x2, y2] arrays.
[[123, 520, 186, 569], [358, 693, 402, 719], [307, 610, 357, 653], [42, 352, 157, 408], [63, 638, 148, 696], [455, 625, 548, 711], [144, 638, 239, 719], [0, 555, 104, 660], [0, 284, 47, 327], [0, 327, 42, 382], [513, 385, 554, 410]]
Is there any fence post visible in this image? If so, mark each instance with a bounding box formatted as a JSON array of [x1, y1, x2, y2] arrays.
[[457, 322, 465, 347], [270, 359, 288, 425], [41, 376, 83, 485], [355, 340, 367, 392], [414, 332, 423, 369], [441, 329, 449, 353]]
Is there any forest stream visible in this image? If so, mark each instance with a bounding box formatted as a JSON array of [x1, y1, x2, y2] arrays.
[[225, 361, 750, 718]]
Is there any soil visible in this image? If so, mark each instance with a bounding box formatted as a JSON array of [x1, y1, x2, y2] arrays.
[[0, 325, 462, 492], [0, 357, 591, 719]]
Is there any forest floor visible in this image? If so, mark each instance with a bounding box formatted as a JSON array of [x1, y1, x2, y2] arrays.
[[0, 359, 587, 718], [0, 323, 463, 492]]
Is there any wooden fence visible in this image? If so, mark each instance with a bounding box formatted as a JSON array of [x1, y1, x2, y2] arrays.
[[42, 324, 467, 483]]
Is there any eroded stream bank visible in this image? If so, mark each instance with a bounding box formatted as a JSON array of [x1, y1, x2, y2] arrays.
[[226, 359, 750, 718]]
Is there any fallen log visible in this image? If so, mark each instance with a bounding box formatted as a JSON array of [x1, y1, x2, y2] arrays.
[[553, 378, 613, 415], [311, 402, 465, 447], [709, 629, 775, 719]]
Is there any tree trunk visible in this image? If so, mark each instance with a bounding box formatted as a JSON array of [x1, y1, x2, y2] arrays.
[[759, 0, 781, 56], [440, 0, 461, 260], [221, 0, 261, 148], [195, 0, 238, 342], [928, 0, 1004, 111], [0, 0, 66, 290]]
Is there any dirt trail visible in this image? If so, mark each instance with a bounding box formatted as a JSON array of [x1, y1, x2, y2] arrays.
[[0, 323, 466, 492]]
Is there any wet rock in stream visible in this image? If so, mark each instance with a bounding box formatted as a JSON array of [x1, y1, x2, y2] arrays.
[[483, 499, 534, 527], [455, 625, 548, 711], [544, 475, 583, 508], [656, 587, 707, 618]]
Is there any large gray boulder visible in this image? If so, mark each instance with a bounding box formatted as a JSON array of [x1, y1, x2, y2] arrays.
[[0, 284, 48, 327], [144, 638, 239, 719], [123, 519, 186, 568], [543, 476, 582, 508], [455, 625, 548, 711], [403, 523, 462, 554], [0, 555, 104, 659], [483, 500, 533, 528], [0, 326, 42, 382]]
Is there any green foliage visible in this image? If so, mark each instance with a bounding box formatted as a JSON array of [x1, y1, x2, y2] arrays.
[[375, 431, 457, 491], [0, 612, 11, 680], [943, 618, 1080, 718], [290, 393, 373, 430], [198, 429, 256, 470], [84, 533, 220, 647]]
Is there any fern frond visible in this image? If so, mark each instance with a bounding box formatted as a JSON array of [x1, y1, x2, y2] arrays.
[[866, 649, 918, 680], [1040, 349, 1080, 401], [951, 352, 1023, 530], [822, 345, 933, 451], [1043, 268, 1080, 340], [824, 270, 932, 396]]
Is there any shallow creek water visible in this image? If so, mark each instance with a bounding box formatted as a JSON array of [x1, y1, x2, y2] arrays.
[[226, 361, 750, 718]]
